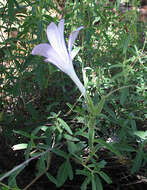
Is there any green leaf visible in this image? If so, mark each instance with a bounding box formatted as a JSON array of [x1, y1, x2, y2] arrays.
[[63, 134, 79, 141], [66, 160, 73, 180], [96, 160, 107, 169], [94, 96, 105, 116], [103, 104, 117, 120], [0, 111, 4, 121], [88, 124, 94, 149], [131, 149, 143, 174], [58, 118, 73, 135], [113, 144, 136, 152], [134, 131, 147, 140], [92, 174, 97, 190], [46, 172, 57, 186], [120, 88, 128, 106], [123, 34, 130, 54], [111, 71, 126, 81], [76, 169, 90, 177], [131, 119, 137, 132], [99, 171, 112, 184], [116, 0, 121, 9], [95, 139, 122, 157], [67, 141, 78, 154], [56, 161, 68, 187], [37, 20, 44, 42], [95, 174, 103, 190], [109, 63, 123, 69], [13, 130, 31, 138], [36, 155, 46, 175], [35, 62, 45, 89], [26, 102, 39, 120], [8, 166, 25, 187], [75, 131, 89, 139], [81, 177, 90, 190], [32, 126, 48, 136], [25, 141, 33, 160], [8, 0, 14, 20], [52, 148, 68, 159], [86, 94, 95, 114]]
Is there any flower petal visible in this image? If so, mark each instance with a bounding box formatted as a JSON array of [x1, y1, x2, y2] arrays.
[[68, 26, 83, 56], [46, 20, 68, 62], [58, 19, 64, 35], [58, 19, 69, 61], [46, 22, 61, 53], [32, 43, 52, 58], [32, 43, 67, 73]]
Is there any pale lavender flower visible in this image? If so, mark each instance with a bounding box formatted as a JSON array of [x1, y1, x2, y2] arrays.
[[32, 19, 86, 97]]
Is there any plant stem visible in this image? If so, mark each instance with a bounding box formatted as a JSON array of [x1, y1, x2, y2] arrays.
[[88, 116, 96, 153]]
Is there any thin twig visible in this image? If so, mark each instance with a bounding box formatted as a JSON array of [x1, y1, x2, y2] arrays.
[[0, 143, 59, 182], [23, 136, 57, 190], [23, 152, 53, 190]]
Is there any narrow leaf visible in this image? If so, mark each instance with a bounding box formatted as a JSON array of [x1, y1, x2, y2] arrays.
[[8, 0, 14, 20], [96, 139, 122, 157], [86, 94, 95, 114], [120, 88, 128, 106], [67, 160, 73, 180], [52, 148, 68, 159], [46, 172, 57, 185], [134, 130, 147, 140], [92, 174, 97, 190], [57, 161, 68, 187], [67, 141, 78, 154], [94, 96, 105, 116], [95, 174, 103, 190], [58, 118, 73, 135], [99, 171, 112, 184], [131, 150, 143, 174], [81, 177, 90, 190]]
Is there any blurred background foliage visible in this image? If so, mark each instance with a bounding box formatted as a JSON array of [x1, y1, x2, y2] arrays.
[[0, 0, 147, 189]]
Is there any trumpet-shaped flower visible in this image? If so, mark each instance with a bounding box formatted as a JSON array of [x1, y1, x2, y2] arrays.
[[32, 19, 86, 97]]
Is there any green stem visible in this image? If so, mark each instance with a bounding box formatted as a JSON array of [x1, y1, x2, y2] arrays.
[[88, 116, 96, 153]]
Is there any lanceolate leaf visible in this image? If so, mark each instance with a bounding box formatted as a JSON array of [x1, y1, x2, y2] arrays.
[[95, 174, 103, 190], [46, 172, 57, 186], [81, 177, 90, 190], [57, 161, 68, 187], [66, 159, 73, 180], [8, 0, 14, 20], [56, 159, 73, 187], [131, 149, 143, 174], [52, 148, 68, 159], [99, 171, 112, 184], [94, 96, 105, 116], [58, 118, 73, 135], [96, 139, 122, 157], [92, 174, 97, 190]]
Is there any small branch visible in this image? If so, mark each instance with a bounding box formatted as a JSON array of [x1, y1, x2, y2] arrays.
[[23, 152, 53, 190], [0, 144, 60, 182], [23, 135, 57, 190]]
